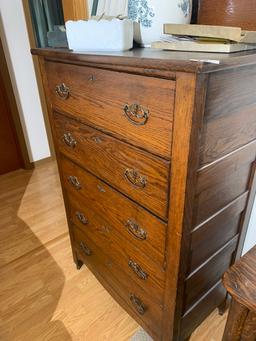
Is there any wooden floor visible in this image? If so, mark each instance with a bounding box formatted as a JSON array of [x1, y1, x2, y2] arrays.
[[0, 160, 227, 341]]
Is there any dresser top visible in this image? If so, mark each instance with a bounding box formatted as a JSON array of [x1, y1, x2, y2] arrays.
[[32, 47, 256, 74]]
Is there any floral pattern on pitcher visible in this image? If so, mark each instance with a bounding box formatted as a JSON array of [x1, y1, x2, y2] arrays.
[[178, 0, 191, 17], [128, 0, 155, 28]]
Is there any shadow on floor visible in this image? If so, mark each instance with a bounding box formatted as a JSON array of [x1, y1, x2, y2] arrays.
[[0, 166, 72, 340]]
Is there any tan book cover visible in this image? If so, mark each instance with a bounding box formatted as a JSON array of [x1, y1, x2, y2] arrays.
[[163, 24, 256, 44]]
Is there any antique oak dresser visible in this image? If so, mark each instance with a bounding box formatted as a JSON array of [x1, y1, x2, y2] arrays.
[[32, 48, 256, 340]]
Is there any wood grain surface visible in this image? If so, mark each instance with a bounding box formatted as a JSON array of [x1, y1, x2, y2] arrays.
[[53, 112, 170, 219], [190, 193, 248, 272], [45, 61, 175, 159], [200, 66, 256, 166], [223, 245, 256, 312], [60, 157, 166, 295], [74, 227, 163, 340], [194, 141, 256, 226]]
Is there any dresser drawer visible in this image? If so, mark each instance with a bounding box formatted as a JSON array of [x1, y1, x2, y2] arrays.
[[45, 61, 175, 159], [67, 194, 164, 304], [73, 227, 163, 339], [60, 155, 166, 267], [54, 112, 170, 219]]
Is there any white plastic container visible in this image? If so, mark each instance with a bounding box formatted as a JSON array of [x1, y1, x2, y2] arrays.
[[65, 18, 133, 51]]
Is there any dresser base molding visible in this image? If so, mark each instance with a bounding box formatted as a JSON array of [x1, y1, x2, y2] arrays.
[[33, 48, 256, 341]]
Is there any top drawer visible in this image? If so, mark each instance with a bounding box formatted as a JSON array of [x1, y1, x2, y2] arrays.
[[45, 61, 175, 158]]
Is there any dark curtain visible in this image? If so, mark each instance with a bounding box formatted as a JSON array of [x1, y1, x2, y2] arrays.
[[29, 0, 64, 48]]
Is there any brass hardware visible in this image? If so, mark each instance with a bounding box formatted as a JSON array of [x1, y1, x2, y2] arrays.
[[97, 184, 106, 193], [124, 169, 147, 188], [80, 241, 92, 256], [92, 136, 103, 144], [128, 260, 148, 280], [88, 75, 96, 81], [55, 83, 70, 100], [68, 176, 81, 190], [75, 211, 88, 225], [129, 294, 146, 315], [123, 103, 149, 126], [63, 133, 77, 148], [125, 219, 147, 240]]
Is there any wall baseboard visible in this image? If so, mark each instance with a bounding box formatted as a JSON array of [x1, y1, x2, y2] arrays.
[[31, 156, 56, 168]]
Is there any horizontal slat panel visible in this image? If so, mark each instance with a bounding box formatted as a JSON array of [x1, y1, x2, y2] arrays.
[[194, 141, 256, 226], [185, 236, 237, 311], [181, 282, 226, 339], [200, 66, 256, 166], [190, 193, 248, 272]]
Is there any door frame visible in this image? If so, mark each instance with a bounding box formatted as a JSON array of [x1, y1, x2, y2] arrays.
[[0, 36, 32, 170]]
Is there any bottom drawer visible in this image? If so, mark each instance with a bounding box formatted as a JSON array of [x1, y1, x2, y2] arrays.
[[73, 226, 163, 339]]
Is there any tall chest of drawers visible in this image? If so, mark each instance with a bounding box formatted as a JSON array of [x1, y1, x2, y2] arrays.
[[33, 48, 256, 341]]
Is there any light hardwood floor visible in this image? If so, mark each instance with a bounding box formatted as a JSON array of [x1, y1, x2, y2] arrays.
[[0, 160, 227, 341]]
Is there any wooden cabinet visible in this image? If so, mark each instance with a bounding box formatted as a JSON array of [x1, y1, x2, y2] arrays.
[[32, 48, 256, 341]]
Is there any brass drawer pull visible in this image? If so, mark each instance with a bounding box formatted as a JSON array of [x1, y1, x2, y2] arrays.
[[124, 169, 147, 188], [76, 211, 88, 225], [125, 219, 147, 241], [55, 83, 70, 100], [68, 176, 81, 190], [123, 103, 149, 126], [80, 241, 92, 256], [130, 294, 146, 315], [128, 260, 148, 280], [63, 133, 77, 148]]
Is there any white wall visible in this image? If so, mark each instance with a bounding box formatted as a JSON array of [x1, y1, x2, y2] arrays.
[[243, 197, 256, 254], [0, 0, 50, 162]]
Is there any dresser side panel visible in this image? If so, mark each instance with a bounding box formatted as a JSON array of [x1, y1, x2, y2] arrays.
[[184, 66, 256, 338]]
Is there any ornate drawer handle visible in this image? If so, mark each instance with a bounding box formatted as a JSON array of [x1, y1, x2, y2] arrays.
[[55, 83, 70, 100], [128, 260, 148, 280], [80, 241, 92, 256], [123, 104, 149, 126], [124, 169, 147, 188], [76, 211, 88, 225], [68, 176, 81, 190], [130, 294, 146, 315], [63, 133, 77, 148], [125, 219, 147, 241]]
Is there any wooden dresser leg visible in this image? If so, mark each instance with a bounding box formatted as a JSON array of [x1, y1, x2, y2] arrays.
[[222, 299, 249, 341], [74, 252, 83, 270], [76, 259, 83, 270], [218, 294, 230, 315]]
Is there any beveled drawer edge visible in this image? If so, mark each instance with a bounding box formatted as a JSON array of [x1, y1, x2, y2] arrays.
[[53, 108, 173, 163], [42, 56, 177, 81], [76, 247, 160, 340], [72, 221, 166, 294], [60, 152, 170, 223]]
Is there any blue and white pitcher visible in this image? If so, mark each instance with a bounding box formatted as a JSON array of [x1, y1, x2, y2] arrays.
[[128, 0, 192, 46]]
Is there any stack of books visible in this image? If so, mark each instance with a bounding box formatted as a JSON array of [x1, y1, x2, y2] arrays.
[[152, 24, 256, 53]]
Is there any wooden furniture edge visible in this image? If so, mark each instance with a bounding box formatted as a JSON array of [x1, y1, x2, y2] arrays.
[[37, 56, 79, 265], [31, 48, 256, 74], [173, 73, 209, 340], [162, 72, 199, 341]]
